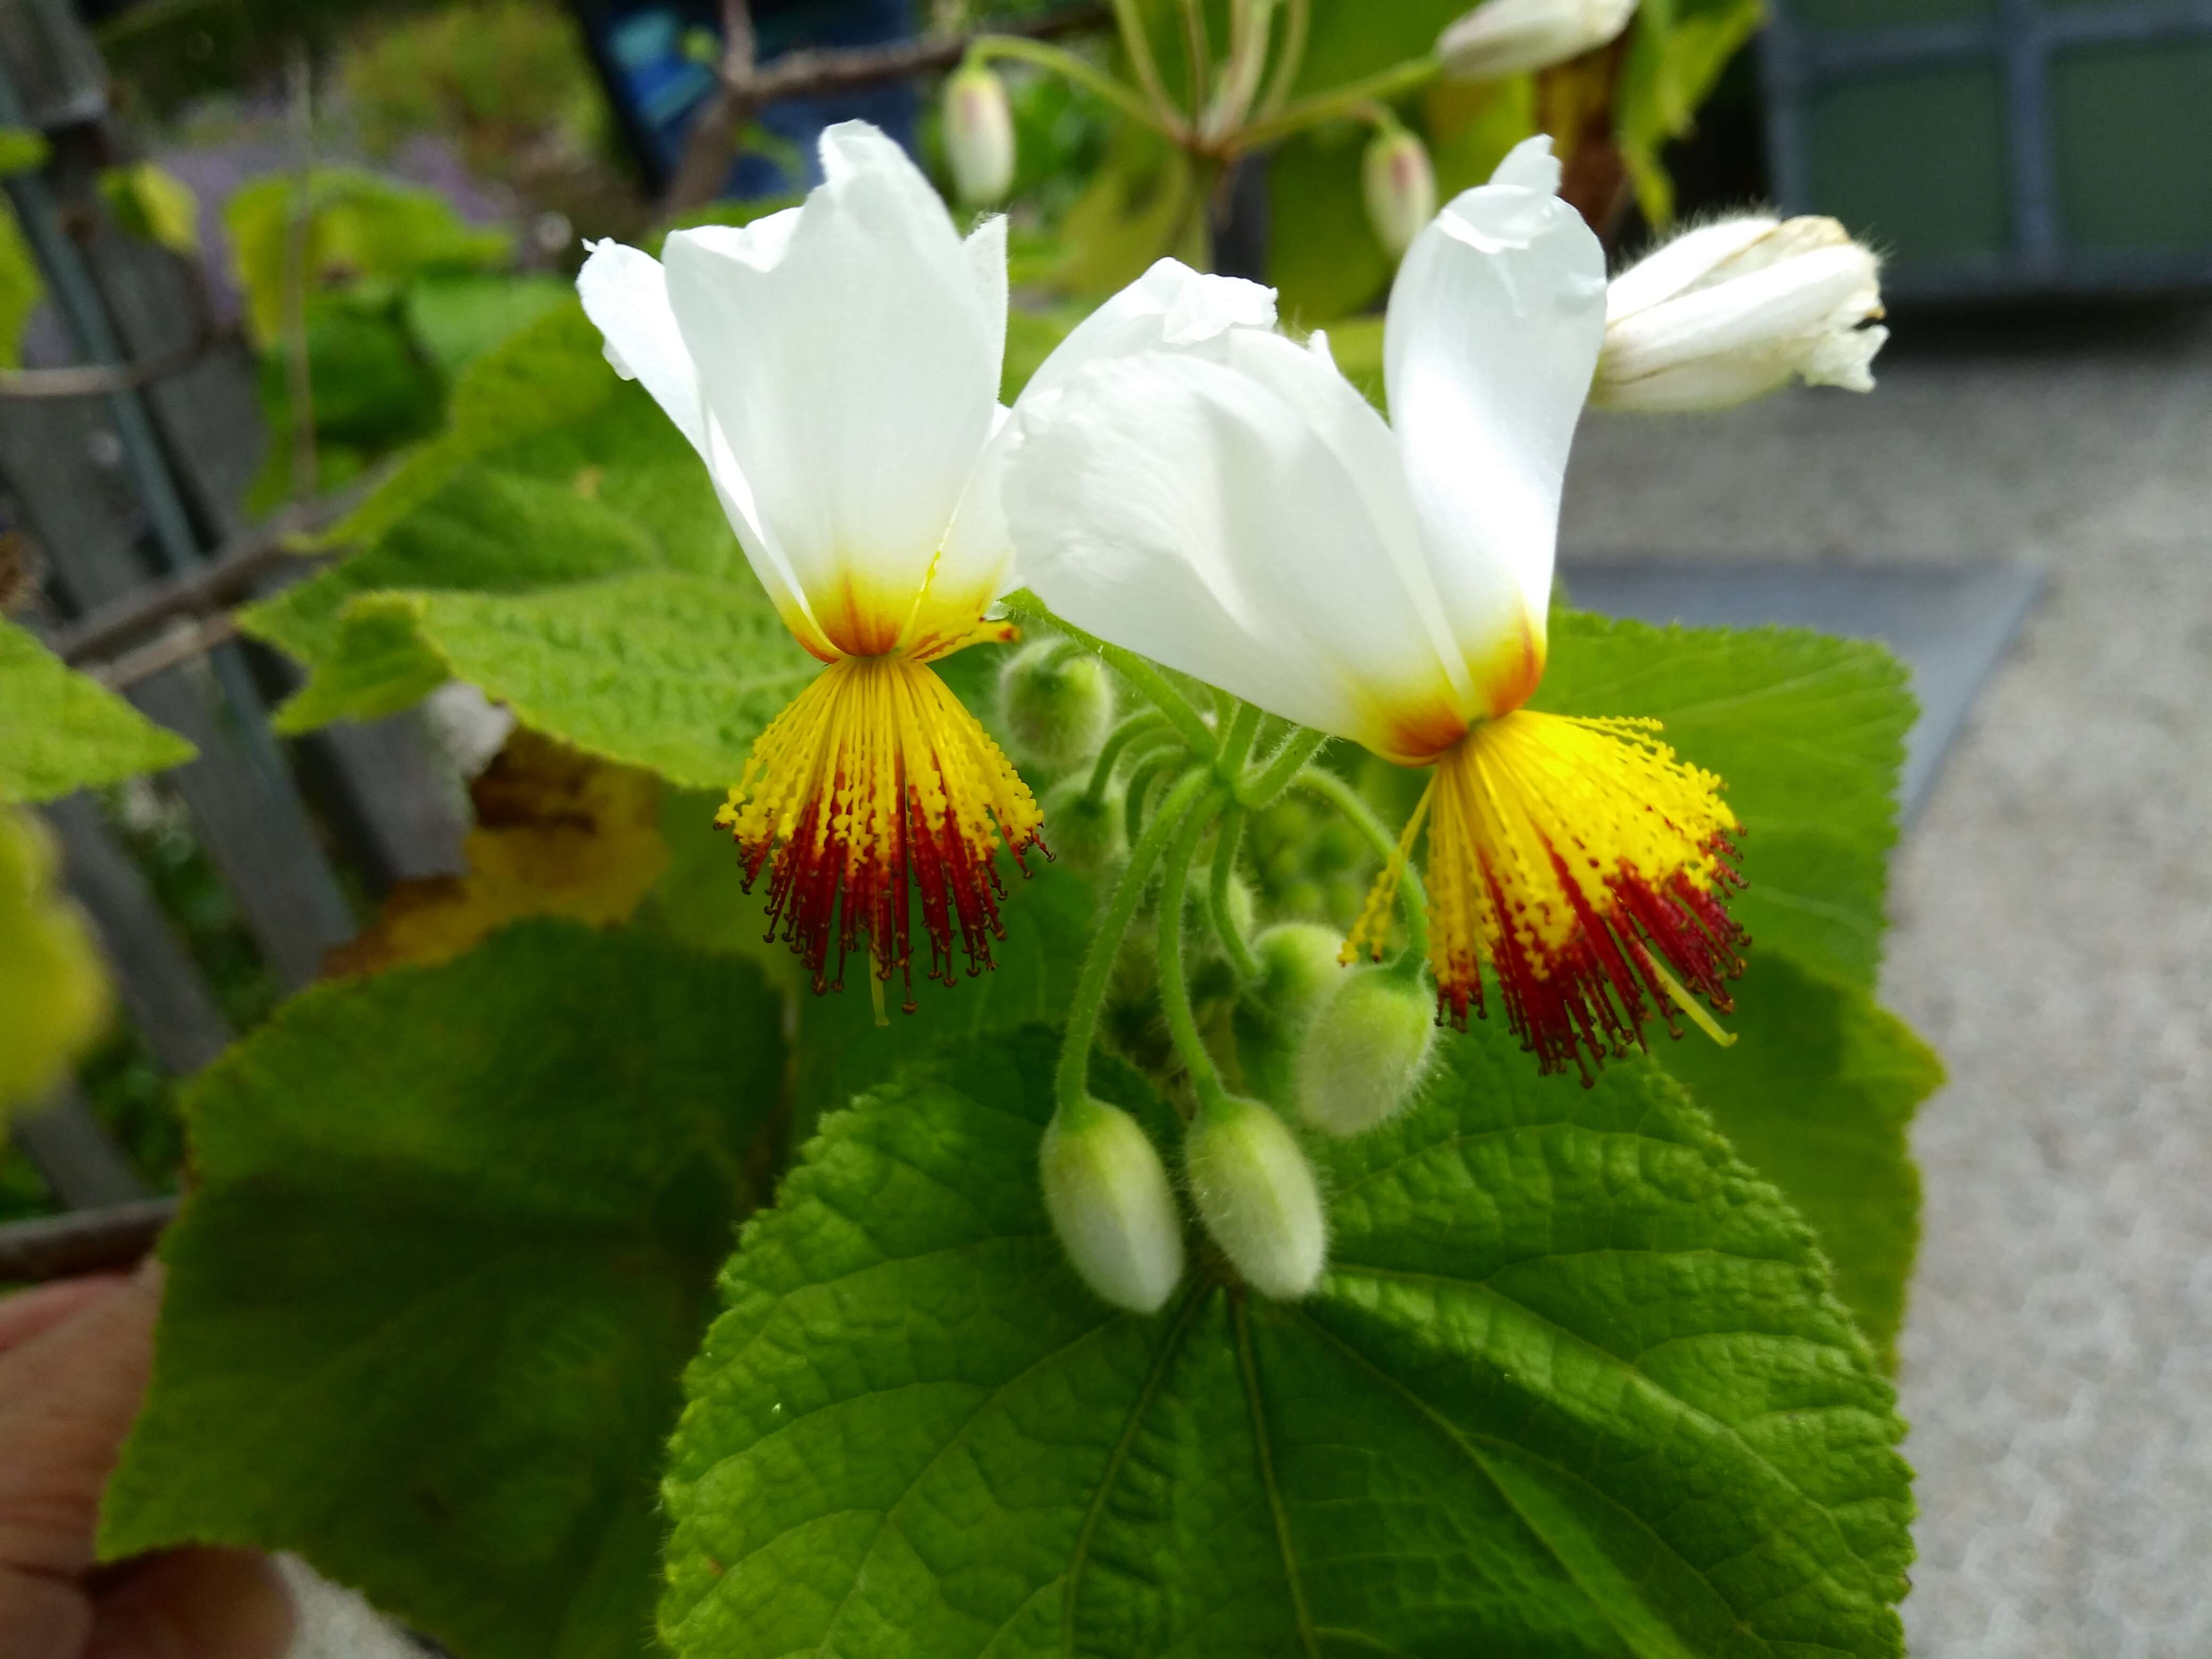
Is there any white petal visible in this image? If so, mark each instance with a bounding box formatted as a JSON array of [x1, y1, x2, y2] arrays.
[[944, 259, 1280, 625], [965, 213, 1009, 380], [1605, 216, 1778, 322], [1018, 258, 1276, 408], [575, 240, 705, 457], [660, 121, 1001, 653], [1384, 138, 1607, 705], [1009, 350, 1472, 760]]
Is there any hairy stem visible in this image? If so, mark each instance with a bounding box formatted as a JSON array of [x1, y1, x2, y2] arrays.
[[1254, 0, 1310, 119], [1239, 726, 1330, 807], [1157, 784, 1230, 1107], [969, 33, 1182, 137], [1237, 53, 1438, 150], [1085, 710, 1171, 803], [1209, 802, 1261, 981], [1003, 589, 1217, 762], [1106, 0, 1185, 135], [1291, 766, 1429, 966], [1057, 768, 1215, 1115]]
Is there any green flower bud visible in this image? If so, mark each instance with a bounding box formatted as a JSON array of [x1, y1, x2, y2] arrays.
[[1185, 1095, 1326, 1299], [1040, 775, 1127, 874], [1041, 1099, 1185, 1313], [1253, 923, 1345, 1026], [1296, 964, 1437, 1137], [943, 61, 1017, 207], [998, 642, 1116, 770], [1362, 127, 1437, 258]]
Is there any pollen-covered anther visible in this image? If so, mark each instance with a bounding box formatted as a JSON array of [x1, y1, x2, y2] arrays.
[[1348, 708, 1747, 1083], [714, 655, 1045, 1004]]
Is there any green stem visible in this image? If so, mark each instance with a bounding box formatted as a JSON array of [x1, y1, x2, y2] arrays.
[[1105, 0, 1184, 135], [1289, 766, 1428, 967], [1217, 701, 1261, 782], [1236, 53, 1439, 149], [1238, 726, 1329, 807], [1003, 589, 1218, 763], [968, 34, 1182, 140], [1085, 710, 1171, 804], [1253, 0, 1310, 120], [1124, 751, 1179, 847], [1209, 802, 1260, 981], [1057, 768, 1215, 1115], [1157, 783, 1230, 1106], [1176, 0, 1212, 118]]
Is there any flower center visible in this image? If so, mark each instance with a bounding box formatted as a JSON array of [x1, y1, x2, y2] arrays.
[[1348, 708, 1746, 1083], [715, 656, 1045, 1003]]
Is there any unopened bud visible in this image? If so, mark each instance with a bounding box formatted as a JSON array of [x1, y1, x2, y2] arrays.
[[1361, 127, 1437, 258], [1437, 0, 1638, 81], [1296, 964, 1436, 1137], [1594, 215, 1887, 413], [1040, 775, 1126, 874], [1185, 1095, 1326, 1299], [943, 62, 1017, 208], [999, 641, 1116, 769], [1256, 922, 1343, 1018], [1041, 1099, 1185, 1313]]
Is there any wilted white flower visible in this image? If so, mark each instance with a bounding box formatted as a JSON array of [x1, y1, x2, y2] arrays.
[[1594, 214, 1887, 412], [1437, 0, 1639, 81]]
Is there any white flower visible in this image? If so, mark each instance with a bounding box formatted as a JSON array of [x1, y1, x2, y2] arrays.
[[1594, 215, 1887, 412], [573, 121, 1271, 995], [943, 61, 1016, 208], [1437, 0, 1639, 82], [1007, 138, 1750, 1082]]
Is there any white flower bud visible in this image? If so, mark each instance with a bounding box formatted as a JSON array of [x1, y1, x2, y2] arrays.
[[1593, 215, 1888, 413], [998, 641, 1116, 769], [1436, 0, 1639, 82], [943, 62, 1017, 208], [1361, 127, 1437, 258], [1041, 1099, 1186, 1314], [1296, 964, 1437, 1137], [1185, 1095, 1326, 1299], [1040, 775, 1126, 874], [1253, 923, 1345, 1026]]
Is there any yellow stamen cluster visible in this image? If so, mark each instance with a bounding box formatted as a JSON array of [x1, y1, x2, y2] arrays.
[[1348, 709, 1746, 1080], [716, 655, 1045, 1001]]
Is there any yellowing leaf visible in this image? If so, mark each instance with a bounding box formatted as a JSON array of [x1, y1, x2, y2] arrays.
[[0, 806, 110, 1120], [0, 617, 196, 803], [326, 729, 667, 978]]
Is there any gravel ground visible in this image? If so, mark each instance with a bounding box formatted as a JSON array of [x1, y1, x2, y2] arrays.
[[1562, 300, 2212, 1658]]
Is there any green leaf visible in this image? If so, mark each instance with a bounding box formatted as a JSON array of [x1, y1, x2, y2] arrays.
[[0, 128, 49, 176], [0, 618, 196, 803], [1286, 0, 1468, 98], [1533, 609, 1915, 989], [226, 167, 510, 345], [0, 806, 110, 1121], [100, 919, 785, 1659], [406, 271, 575, 376], [333, 573, 817, 790], [0, 199, 41, 371], [1616, 0, 1766, 225], [661, 1024, 1911, 1658], [1656, 953, 1940, 1370], [98, 160, 201, 255]]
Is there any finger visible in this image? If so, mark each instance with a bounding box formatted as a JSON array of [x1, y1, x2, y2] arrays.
[[0, 1266, 161, 1581], [0, 1277, 127, 1355], [83, 1548, 294, 1659]]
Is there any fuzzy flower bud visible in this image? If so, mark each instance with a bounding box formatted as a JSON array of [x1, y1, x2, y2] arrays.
[[1361, 127, 1437, 258], [1594, 215, 1887, 413], [1041, 1099, 1185, 1314], [1253, 923, 1345, 1026], [1185, 1095, 1326, 1299], [998, 641, 1116, 769], [943, 62, 1017, 208], [1296, 964, 1437, 1137], [1040, 775, 1126, 874], [1437, 0, 1638, 82]]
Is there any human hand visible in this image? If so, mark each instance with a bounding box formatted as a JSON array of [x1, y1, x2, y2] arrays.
[[0, 1264, 293, 1659]]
